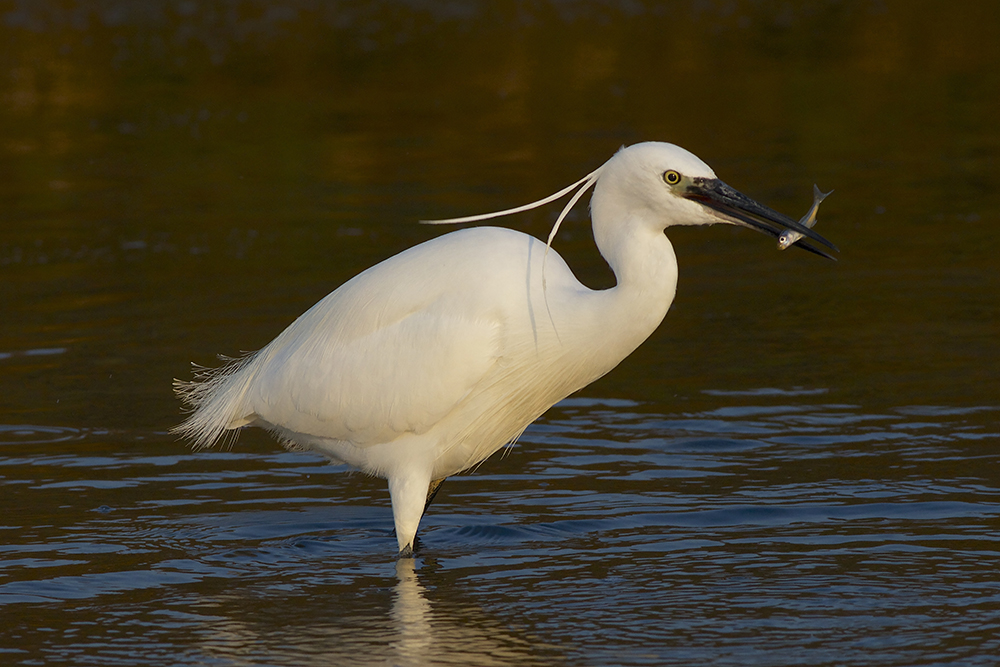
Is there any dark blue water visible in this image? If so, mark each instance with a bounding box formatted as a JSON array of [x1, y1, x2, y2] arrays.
[[3, 397, 998, 665]]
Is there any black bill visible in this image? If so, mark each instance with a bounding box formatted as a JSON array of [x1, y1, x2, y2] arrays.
[[683, 178, 838, 260]]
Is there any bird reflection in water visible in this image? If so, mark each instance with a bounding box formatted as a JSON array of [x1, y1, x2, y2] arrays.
[[192, 559, 546, 665], [388, 558, 550, 666], [389, 558, 435, 662]]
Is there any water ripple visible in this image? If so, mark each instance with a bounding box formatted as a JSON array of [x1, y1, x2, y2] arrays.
[[1, 400, 998, 666], [0, 424, 86, 445]]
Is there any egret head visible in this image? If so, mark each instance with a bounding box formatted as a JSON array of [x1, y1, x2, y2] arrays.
[[423, 141, 836, 259], [592, 142, 836, 258]]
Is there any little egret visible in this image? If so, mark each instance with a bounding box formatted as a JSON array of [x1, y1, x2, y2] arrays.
[[174, 142, 836, 556]]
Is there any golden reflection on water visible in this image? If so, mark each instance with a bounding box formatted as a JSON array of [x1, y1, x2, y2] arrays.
[[2, 1, 996, 427]]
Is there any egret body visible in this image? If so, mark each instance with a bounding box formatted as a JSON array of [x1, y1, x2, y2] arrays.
[[174, 142, 835, 556]]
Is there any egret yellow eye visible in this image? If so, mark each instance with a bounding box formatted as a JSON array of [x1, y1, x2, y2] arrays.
[[663, 170, 681, 185]]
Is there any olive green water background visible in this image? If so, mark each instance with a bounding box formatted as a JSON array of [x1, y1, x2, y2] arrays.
[[1, 2, 999, 665]]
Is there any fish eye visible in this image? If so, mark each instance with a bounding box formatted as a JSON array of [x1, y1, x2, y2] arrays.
[[662, 170, 681, 185]]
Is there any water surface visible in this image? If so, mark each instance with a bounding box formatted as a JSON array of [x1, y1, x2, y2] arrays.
[[2, 1, 999, 664], [3, 398, 999, 665]]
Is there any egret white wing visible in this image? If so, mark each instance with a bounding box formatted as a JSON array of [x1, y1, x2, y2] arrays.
[[174, 229, 520, 450], [246, 302, 501, 445]]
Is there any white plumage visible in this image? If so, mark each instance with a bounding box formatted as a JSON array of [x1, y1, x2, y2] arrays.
[[174, 142, 834, 555]]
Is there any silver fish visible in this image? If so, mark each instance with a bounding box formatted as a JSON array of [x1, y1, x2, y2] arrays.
[[778, 184, 833, 250]]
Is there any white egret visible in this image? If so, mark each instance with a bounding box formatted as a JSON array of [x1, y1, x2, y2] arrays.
[[174, 142, 836, 556]]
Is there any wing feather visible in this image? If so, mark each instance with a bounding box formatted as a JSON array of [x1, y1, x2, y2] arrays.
[[249, 306, 501, 444], [174, 228, 517, 450]]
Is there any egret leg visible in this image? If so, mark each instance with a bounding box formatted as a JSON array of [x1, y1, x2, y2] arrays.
[[388, 469, 433, 557], [423, 477, 447, 515], [389, 476, 447, 558]]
